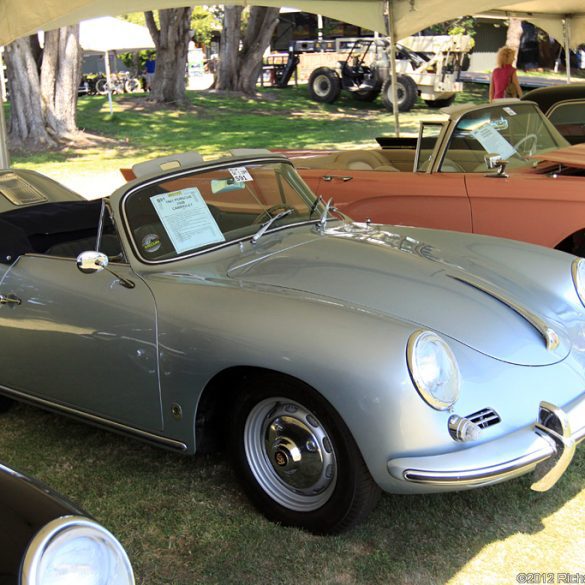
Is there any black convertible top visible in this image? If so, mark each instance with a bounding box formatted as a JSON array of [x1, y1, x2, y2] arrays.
[[522, 83, 585, 114], [0, 199, 103, 264]]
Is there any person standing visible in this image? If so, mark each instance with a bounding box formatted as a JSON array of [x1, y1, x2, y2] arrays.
[[145, 55, 156, 92], [489, 46, 523, 101]]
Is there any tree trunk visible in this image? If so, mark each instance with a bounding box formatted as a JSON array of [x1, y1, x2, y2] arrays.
[[217, 6, 280, 96], [216, 6, 243, 91], [4, 36, 56, 149], [145, 8, 193, 105], [53, 26, 82, 135], [5, 26, 81, 150], [238, 7, 280, 95], [506, 18, 523, 66]]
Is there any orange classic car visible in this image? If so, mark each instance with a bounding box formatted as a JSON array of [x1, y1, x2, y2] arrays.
[[292, 100, 585, 256]]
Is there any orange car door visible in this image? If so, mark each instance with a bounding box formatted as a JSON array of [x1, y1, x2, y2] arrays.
[[465, 173, 585, 249], [299, 168, 473, 233]]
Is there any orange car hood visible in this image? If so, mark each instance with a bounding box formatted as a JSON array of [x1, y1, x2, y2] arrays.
[[530, 143, 585, 169]]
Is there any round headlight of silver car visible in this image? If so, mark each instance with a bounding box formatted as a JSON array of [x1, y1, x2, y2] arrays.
[[21, 516, 134, 585], [407, 330, 461, 410], [572, 257, 585, 307]]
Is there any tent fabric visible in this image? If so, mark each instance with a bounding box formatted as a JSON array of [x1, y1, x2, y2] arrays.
[[79, 16, 154, 52], [1, 0, 585, 47]]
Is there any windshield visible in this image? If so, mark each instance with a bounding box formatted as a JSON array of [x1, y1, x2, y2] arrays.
[[123, 159, 323, 262], [441, 103, 567, 173]]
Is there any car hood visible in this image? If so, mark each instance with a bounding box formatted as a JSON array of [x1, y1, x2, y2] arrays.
[[227, 223, 571, 366], [530, 143, 585, 170]]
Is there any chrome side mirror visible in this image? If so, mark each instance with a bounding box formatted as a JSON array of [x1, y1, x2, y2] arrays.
[[484, 153, 509, 178], [76, 250, 135, 289], [76, 251, 109, 274]]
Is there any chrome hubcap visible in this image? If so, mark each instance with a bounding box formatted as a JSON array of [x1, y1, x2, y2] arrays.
[[244, 398, 337, 511], [387, 82, 406, 104], [313, 75, 332, 98]]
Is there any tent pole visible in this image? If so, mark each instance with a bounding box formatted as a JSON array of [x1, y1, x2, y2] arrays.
[[563, 17, 571, 83], [104, 49, 114, 115], [0, 48, 10, 168], [385, 0, 400, 136]]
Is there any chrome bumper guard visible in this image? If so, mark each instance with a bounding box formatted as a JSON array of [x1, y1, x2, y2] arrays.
[[388, 395, 585, 491]]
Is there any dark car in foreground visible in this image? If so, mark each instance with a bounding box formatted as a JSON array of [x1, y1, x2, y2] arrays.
[[522, 83, 585, 144], [0, 459, 134, 585]]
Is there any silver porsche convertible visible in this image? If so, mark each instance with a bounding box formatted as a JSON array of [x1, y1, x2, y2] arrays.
[[0, 153, 584, 534]]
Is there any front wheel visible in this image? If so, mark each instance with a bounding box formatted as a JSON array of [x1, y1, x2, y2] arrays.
[[229, 375, 380, 534], [308, 67, 341, 103], [381, 75, 418, 112], [95, 78, 109, 95], [125, 78, 142, 93]]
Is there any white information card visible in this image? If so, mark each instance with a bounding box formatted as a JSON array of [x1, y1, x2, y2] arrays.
[[471, 123, 516, 160], [150, 188, 225, 254]]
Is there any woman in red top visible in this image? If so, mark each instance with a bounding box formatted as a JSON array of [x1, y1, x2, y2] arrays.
[[489, 46, 523, 101]]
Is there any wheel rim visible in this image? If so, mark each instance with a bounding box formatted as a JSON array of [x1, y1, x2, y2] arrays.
[[244, 397, 337, 511], [313, 75, 332, 98], [387, 82, 406, 105]]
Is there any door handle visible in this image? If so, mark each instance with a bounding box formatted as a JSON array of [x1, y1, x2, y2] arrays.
[[0, 293, 22, 306], [322, 175, 353, 182]]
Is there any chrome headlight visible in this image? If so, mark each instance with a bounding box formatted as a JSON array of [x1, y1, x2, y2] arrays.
[[572, 257, 585, 307], [21, 516, 134, 585], [407, 330, 461, 410]]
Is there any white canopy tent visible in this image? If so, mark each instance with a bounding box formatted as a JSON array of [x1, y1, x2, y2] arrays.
[[80, 16, 155, 53], [79, 16, 154, 114], [0, 0, 584, 167], [1, 0, 585, 47]]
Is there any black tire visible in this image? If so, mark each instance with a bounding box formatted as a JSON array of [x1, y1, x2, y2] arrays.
[[424, 95, 456, 108], [229, 374, 381, 534], [308, 67, 341, 104], [95, 78, 109, 95], [352, 87, 381, 102], [381, 75, 418, 112], [125, 78, 142, 93], [0, 395, 14, 413]]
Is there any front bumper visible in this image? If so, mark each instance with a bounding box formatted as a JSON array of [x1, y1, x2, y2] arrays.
[[387, 394, 585, 492]]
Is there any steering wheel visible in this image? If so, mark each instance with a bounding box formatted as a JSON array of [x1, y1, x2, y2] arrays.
[[253, 204, 295, 224], [513, 134, 538, 157]]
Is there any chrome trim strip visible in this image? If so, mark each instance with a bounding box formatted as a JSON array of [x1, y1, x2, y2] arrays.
[[399, 399, 585, 489], [448, 273, 561, 351], [402, 446, 552, 486], [571, 257, 585, 307], [0, 385, 187, 451]]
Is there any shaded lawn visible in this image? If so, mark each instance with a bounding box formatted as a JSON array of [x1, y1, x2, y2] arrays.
[[12, 84, 490, 175], [0, 403, 583, 585]]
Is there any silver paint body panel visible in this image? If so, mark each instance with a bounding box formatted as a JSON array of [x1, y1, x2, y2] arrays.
[[0, 158, 584, 495]]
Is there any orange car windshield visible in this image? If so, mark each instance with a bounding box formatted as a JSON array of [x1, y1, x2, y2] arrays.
[[442, 103, 566, 172]]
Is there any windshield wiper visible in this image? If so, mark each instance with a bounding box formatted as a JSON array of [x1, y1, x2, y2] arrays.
[[251, 208, 294, 244]]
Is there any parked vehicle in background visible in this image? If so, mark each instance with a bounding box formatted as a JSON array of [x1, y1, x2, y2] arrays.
[[307, 35, 472, 112], [0, 155, 584, 534], [0, 459, 134, 584], [292, 100, 585, 256], [522, 83, 585, 144], [95, 71, 143, 95]]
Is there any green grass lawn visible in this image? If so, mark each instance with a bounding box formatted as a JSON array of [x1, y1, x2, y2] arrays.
[[10, 84, 489, 190], [2, 83, 584, 584]]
